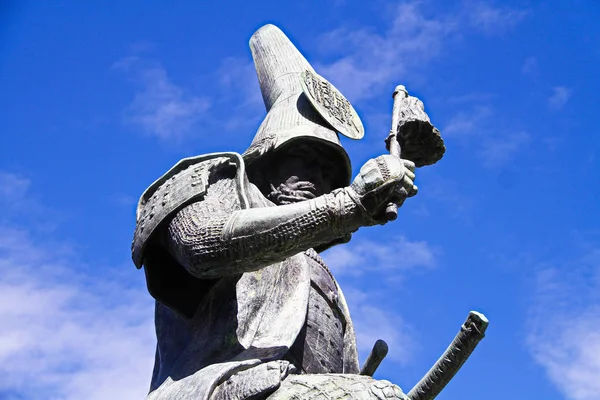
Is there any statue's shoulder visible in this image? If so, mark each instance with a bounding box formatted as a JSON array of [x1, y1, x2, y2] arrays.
[[131, 152, 251, 268]]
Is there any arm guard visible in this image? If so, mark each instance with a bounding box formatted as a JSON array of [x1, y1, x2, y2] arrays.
[[165, 180, 363, 279], [131, 152, 249, 269]]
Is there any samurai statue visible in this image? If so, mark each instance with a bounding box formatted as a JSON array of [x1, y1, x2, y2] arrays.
[[131, 24, 459, 400]]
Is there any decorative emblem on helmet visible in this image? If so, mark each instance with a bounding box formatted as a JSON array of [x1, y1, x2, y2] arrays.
[[300, 70, 365, 140]]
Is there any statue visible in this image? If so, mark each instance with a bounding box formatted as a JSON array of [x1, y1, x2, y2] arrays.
[[131, 24, 487, 400]]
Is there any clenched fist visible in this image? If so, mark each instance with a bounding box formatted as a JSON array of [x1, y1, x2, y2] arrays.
[[348, 155, 417, 225]]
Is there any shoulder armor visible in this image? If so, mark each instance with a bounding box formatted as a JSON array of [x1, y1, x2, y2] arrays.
[[131, 152, 250, 269]]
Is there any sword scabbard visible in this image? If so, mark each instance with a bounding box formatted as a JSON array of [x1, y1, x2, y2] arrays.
[[407, 311, 489, 400]]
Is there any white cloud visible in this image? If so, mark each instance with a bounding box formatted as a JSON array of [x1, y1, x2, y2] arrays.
[[467, 1, 529, 34], [323, 236, 437, 277], [216, 57, 265, 131], [443, 105, 493, 137], [343, 286, 416, 365], [527, 249, 600, 400], [446, 92, 496, 105], [114, 57, 211, 140], [478, 130, 530, 168], [0, 171, 60, 229], [316, 1, 528, 102], [443, 103, 530, 168], [217, 58, 261, 105], [0, 227, 155, 400], [112, 193, 138, 207], [548, 86, 572, 109], [0, 172, 30, 202], [0, 172, 156, 400], [421, 175, 474, 221], [521, 56, 538, 77], [324, 237, 436, 365], [115, 54, 265, 141], [317, 2, 456, 102]]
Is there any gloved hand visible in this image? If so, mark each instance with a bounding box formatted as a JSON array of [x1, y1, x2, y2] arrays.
[[348, 155, 417, 225]]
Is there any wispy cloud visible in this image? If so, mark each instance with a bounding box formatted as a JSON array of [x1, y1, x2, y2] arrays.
[[343, 286, 416, 365], [115, 53, 264, 142], [323, 236, 437, 278], [446, 92, 496, 105], [316, 1, 528, 102], [324, 237, 437, 364], [0, 171, 60, 230], [0, 172, 30, 202], [114, 57, 211, 140], [216, 57, 264, 131], [112, 193, 138, 207], [444, 105, 493, 137], [548, 86, 572, 110], [420, 175, 475, 220], [112, 2, 529, 143], [467, 1, 529, 35], [443, 102, 530, 168], [527, 248, 600, 400], [316, 2, 456, 102], [478, 130, 531, 168], [521, 56, 538, 77], [0, 177, 155, 400]]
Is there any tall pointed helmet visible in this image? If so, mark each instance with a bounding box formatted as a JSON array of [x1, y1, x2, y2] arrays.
[[243, 24, 363, 190]]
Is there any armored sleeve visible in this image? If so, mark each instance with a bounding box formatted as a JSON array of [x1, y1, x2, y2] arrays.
[[164, 178, 363, 279]]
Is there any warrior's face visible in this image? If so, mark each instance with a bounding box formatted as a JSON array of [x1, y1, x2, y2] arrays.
[[256, 143, 342, 205]]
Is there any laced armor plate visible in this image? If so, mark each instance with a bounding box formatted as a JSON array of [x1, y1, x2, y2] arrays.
[[286, 249, 346, 374], [132, 152, 249, 268]]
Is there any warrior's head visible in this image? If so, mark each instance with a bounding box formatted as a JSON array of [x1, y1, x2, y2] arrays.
[[243, 24, 358, 205]]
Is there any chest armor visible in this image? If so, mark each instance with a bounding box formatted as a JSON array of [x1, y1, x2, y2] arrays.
[[286, 249, 346, 373]]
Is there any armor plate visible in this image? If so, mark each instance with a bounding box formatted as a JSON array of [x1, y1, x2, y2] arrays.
[[131, 152, 249, 268]]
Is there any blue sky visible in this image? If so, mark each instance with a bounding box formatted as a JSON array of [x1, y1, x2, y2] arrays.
[[1, 1, 599, 399]]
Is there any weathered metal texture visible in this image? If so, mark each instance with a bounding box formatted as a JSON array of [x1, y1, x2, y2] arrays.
[[131, 22, 466, 400], [287, 251, 347, 375], [361, 339, 389, 377], [131, 152, 248, 268], [243, 24, 355, 191], [408, 311, 489, 400], [384, 85, 444, 221], [267, 374, 409, 400], [301, 69, 364, 140], [385, 87, 445, 168]]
